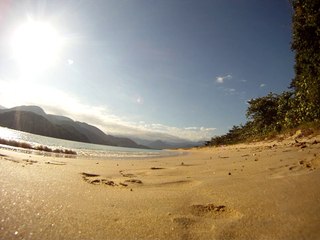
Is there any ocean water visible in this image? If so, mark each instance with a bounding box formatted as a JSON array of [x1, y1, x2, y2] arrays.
[[0, 126, 180, 159]]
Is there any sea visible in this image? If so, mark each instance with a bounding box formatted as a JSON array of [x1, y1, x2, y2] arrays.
[[0, 126, 181, 160]]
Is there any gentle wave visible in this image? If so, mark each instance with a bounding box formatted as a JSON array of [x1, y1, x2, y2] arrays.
[[0, 126, 181, 159]]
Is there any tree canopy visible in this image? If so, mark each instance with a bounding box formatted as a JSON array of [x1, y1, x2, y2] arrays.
[[291, 0, 320, 122]]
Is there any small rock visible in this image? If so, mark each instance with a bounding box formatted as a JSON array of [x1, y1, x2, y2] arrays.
[[228, 172, 231, 176]]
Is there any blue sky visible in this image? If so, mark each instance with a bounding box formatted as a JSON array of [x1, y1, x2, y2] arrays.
[[0, 0, 294, 141]]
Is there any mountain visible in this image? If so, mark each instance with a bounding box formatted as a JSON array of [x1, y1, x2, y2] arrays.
[[5, 105, 47, 116], [0, 110, 89, 142], [146, 140, 174, 149], [131, 137, 204, 149], [0, 105, 146, 149]]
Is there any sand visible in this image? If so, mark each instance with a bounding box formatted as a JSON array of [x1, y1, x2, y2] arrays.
[[1, 136, 320, 240]]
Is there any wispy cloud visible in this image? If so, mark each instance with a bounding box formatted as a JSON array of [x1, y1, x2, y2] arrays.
[[216, 74, 232, 84], [218, 86, 239, 96], [0, 81, 215, 141], [67, 59, 74, 65], [131, 123, 216, 141], [260, 83, 266, 88]]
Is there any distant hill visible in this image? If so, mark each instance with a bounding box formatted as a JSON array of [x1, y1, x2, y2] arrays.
[[0, 105, 146, 149], [131, 138, 204, 149], [146, 140, 172, 149]]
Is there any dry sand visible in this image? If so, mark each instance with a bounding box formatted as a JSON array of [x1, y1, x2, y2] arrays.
[[1, 136, 320, 240]]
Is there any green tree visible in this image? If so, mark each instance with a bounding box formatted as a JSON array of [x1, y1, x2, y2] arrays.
[[291, 0, 320, 122], [246, 93, 280, 134], [276, 91, 295, 128]]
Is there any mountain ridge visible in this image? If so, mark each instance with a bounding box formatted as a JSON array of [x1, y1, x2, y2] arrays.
[[0, 105, 146, 149], [129, 137, 204, 150]]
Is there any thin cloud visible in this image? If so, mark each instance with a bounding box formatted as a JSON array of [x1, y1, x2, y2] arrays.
[[216, 74, 232, 84], [218, 86, 238, 96], [260, 83, 266, 88], [136, 96, 144, 104], [67, 59, 74, 65], [134, 123, 216, 141], [185, 126, 216, 132], [184, 127, 198, 130]]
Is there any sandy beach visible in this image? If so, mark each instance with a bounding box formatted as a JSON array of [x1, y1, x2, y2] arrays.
[[1, 135, 320, 240]]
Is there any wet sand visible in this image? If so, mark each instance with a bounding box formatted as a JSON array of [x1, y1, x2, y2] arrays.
[[1, 136, 320, 240]]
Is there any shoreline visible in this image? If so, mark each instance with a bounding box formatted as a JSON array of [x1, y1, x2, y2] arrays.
[[1, 136, 320, 239]]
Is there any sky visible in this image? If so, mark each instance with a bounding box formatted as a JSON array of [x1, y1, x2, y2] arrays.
[[0, 0, 295, 142]]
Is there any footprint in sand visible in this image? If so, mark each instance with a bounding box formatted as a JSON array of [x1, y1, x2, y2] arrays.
[[189, 203, 242, 219], [190, 204, 226, 217], [269, 158, 318, 179], [81, 172, 118, 186], [171, 203, 242, 239], [80, 172, 143, 187], [173, 203, 240, 223]]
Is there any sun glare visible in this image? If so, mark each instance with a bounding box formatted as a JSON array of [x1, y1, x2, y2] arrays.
[[11, 19, 62, 74]]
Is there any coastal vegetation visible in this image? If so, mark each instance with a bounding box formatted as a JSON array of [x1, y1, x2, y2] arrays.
[[0, 138, 77, 155], [206, 0, 320, 146]]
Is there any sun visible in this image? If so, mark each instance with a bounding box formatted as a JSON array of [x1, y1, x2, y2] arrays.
[[11, 19, 62, 74]]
